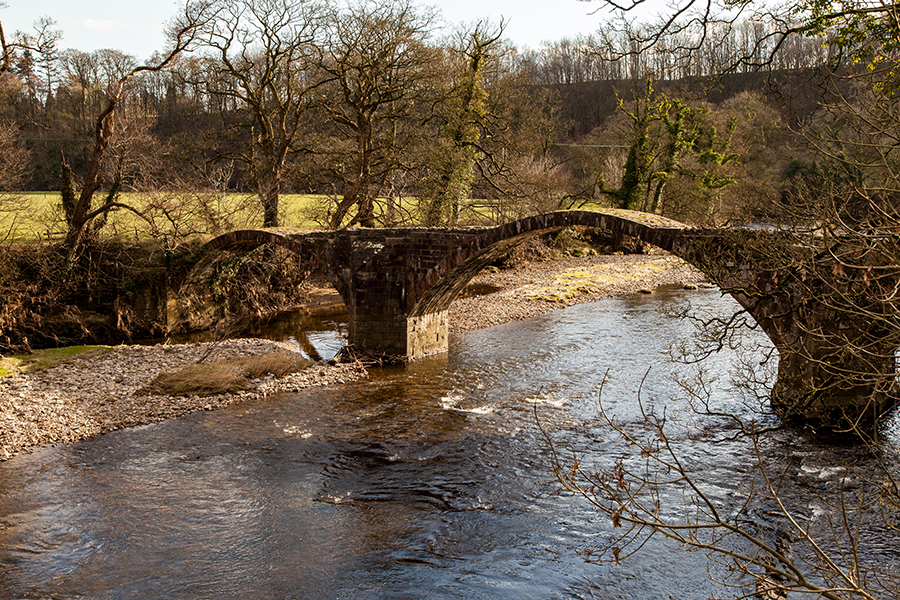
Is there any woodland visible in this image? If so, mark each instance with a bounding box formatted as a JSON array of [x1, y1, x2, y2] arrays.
[[0, 0, 825, 241]]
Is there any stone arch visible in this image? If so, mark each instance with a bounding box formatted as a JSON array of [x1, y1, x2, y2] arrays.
[[206, 229, 309, 254], [174, 229, 344, 334], [404, 210, 688, 318], [204, 229, 346, 297]]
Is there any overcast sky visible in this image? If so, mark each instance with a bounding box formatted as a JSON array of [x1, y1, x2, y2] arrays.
[[1, 0, 612, 60]]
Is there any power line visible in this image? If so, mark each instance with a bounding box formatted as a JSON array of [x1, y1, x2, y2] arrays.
[[552, 143, 630, 149]]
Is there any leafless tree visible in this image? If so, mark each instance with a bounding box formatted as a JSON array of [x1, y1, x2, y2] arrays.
[[188, 0, 325, 228], [317, 0, 440, 229], [543, 372, 900, 599], [60, 0, 215, 251]]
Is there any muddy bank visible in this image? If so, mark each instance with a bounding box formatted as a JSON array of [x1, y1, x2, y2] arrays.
[[0, 239, 310, 353]]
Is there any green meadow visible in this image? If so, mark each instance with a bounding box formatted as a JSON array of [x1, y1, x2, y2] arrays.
[[0, 192, 330, 242], [0, 192, 600, 241]]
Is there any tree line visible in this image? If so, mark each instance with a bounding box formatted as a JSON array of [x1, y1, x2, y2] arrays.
[[1, 0, 559, 241], [0, 0, 835, 247]]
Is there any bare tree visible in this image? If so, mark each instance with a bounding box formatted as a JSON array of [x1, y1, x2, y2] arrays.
[[0, 120, 32, 241], [60, 0, 215, 250], [0, 3, 12, 76], [59, 49, 103, 126], [189, 0, 324, 228], [546, 2, 900, 597], [544, 375, 900, 599], [584, 0, 815, 75], [317, 0, 440, 229]]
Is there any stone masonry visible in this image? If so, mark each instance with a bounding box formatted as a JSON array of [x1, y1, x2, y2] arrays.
[[204, 209, 899, 423]]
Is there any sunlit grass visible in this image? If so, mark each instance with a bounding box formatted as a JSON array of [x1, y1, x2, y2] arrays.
[[526, 260, 672, 302], [0, 192, 329, 241], [0, 191, 579, 241]]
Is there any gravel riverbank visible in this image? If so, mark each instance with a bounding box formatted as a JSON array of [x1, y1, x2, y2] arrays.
[[451, 252, 704, 332], [0, 340, 367, 461], [0, 252, 704, 461]]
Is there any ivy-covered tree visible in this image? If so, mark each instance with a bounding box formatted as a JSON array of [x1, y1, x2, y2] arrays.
[[602, 79, 656, 211], [419, 22, 502, 227], [598, 79, 738, 219]]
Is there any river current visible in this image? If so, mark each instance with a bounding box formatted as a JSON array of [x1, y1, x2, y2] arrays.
[[1, 287, 897, 599]]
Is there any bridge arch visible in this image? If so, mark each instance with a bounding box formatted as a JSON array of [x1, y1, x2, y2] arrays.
[[203, 228, 347, 297], [401, 210, 688, 320]]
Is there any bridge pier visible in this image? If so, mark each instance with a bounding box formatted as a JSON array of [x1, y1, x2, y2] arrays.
[[772, 348, 898, 423], [721, 268, 899, 424], [341, 258, 452, 358], [348, 306, 449, 358], [677, 231, 900, 425]]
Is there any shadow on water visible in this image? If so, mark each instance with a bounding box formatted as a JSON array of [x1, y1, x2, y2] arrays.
[[142, 303, 350, 362]]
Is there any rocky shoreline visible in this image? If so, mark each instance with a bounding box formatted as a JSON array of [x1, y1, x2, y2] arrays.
[[451, 252, 702, 332], [0, 252, 704, 461]]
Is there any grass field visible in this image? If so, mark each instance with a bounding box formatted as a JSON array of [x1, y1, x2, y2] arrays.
[[0, 192, 329, 242], [0, 191, 605, 241]]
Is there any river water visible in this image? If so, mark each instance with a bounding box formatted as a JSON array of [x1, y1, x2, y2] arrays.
[[1, 287, 898, 599]]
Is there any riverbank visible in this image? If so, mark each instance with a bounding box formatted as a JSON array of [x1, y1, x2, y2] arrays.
[[451, 252, 703, 332], [0, 340, 368, 461], [0, 252, 704, 461]]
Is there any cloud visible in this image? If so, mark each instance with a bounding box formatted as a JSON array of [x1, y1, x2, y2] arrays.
[[73, 19, 131, 33]]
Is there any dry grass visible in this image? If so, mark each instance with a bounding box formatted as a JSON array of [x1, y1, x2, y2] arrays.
[[137, 351, 314, 397]]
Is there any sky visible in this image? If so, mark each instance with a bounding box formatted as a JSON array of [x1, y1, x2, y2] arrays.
[[1, 0, 613, 61]]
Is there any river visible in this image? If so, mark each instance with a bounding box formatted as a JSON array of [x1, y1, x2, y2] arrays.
[[1, 287, 897, 599]]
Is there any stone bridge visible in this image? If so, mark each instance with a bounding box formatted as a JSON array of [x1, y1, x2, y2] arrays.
[[204, 209, 898, 423]]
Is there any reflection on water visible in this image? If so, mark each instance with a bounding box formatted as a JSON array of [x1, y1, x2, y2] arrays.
[[154, 280, 499, 362], [150, 303, 350, 362], [1, 287, 897, 599]]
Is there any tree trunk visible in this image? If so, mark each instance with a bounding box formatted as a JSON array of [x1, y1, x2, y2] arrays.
[[261, 179, 280, 228]]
